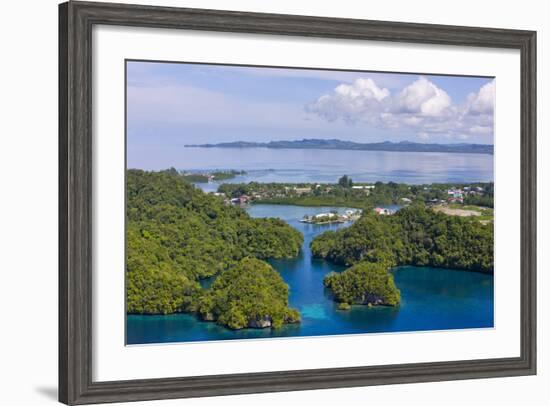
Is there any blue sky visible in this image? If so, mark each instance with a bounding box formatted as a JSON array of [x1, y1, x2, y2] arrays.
[[127, 61, 495, 148]]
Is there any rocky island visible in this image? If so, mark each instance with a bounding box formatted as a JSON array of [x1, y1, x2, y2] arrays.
[[313, 204, 493, 309], [324, 262, 401, 309], [197, 257, 301, 329]]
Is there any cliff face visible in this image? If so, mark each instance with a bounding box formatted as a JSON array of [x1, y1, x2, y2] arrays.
[[358, 293, 387, 306], [248, 316, 272, 329]]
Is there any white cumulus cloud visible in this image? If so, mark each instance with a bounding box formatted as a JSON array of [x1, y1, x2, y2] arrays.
[[334, 78, 390, 102], [306, 76, 494, 142], [305, 78, 390, 124], [466, 80, 495, 114], [395, 77, 452, 117]]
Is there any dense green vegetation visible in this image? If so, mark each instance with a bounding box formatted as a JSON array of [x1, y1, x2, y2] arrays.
[[315, 204, 492, 308], [196, 257, 300, 329], [252, 194, 371, 209], [126, 225, 201, 314], [218, 181, 408, 209], [181, 169, 246, 183], [324, 262, 401, 308], [212, 170, 246, 180], [463, 194, 494, 208], [338, 175, 353, 188], [311, 205, 493, 273], [218, 180, 493, 209], [127, 168, 493, 324], [180, 173, 211, 182], [126, 169, 303, 316]]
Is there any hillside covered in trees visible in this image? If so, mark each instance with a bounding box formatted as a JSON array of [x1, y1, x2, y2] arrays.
[[218, 180, 493, 209], [311, 205, 494, 273], [126, 169, 303, 324], [324, 262, 401, 309], [196, 257, 300, 329], [315, 205, 492, 309]]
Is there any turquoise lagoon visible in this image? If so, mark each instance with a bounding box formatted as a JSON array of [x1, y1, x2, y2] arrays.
[[126, 204, 494, 344]]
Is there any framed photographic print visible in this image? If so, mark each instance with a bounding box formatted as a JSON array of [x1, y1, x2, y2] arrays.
[[59, 1, 536, 404]]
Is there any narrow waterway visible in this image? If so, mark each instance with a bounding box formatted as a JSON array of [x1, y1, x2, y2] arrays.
[[127, 204, 493, 344]]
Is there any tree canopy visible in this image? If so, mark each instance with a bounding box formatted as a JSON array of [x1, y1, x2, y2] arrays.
[[126, 169, 303, 315], [311, 204, 493, 273], [338, 175, 353, 188], [324, 262, 401, 307], [315, 204, 492, 309], [196, 257, 300, 329]]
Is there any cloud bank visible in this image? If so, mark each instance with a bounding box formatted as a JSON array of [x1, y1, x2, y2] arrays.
[[306, 76, 495, 142]]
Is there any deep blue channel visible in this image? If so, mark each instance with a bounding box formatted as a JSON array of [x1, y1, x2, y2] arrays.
[[127, 204, 493, 344]]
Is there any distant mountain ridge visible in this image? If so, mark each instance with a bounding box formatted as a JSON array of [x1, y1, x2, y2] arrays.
[[185, 139, 494, 155]]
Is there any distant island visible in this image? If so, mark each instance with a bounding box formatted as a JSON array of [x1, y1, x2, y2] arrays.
[[180, 169, 246, 183], [185, 139, 494, 155]]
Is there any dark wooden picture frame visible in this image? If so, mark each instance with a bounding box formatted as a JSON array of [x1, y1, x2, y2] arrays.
[[59, 1, 536, 404]]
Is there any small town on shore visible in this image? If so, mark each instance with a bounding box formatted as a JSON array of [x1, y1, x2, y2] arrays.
[[185, 172, 494, 224], [299, 209, 362, 224]]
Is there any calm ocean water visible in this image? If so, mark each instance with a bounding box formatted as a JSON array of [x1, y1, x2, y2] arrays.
[[126, 204, 494, 344], [130, 147, 494, 187]]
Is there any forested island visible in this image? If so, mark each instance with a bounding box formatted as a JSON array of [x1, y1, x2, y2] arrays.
[[312, 205, 493, 272], [180, 169, 246, 183], [324, 262, 401, 310], [127, 168, 493, 325], [196, 257, 300, 329], [186, 138, 493, 155], [126, 168, 303, 329], [316, 204, 493, 309]]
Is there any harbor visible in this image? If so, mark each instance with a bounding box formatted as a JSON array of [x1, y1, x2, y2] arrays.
[[300, 209, 362, 224]]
